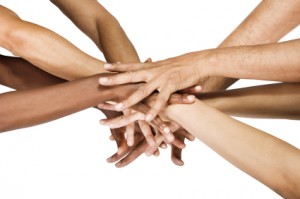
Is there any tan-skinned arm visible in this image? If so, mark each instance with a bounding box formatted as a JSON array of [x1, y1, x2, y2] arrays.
[[0, 5, 105, 80], [166, 100, 300, 198], [0, 72, 138, 133], [199, 83, 300, 120], [50, 0, 139, 63], [202, 0, 300, 91]]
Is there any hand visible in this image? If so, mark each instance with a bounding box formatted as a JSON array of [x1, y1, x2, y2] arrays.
[[99, 50, 212, 121], [99, 93, 195, 144], [108, 124, 194, 167]]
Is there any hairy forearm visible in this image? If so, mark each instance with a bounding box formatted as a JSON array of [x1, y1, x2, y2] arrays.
[[0, 74, 136, 132], [51, 0, 139, 63], [0, 6, 106, 80], [198, 83, 300, 119], [202, 0, 300, 91], [166, 100, 300, 198], [206, 39, 300, 82]]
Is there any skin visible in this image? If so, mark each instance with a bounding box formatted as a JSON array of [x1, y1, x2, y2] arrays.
[[199, 83, 300, 120], [0, 0, 192, 166], [100, 89, 300, 197], [95, 0, 300, 166], [166, 100, 300, 198], [98, 0, 300, 121]]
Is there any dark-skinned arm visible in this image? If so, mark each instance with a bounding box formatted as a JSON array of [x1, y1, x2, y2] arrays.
[[0, 72, 138, 132]]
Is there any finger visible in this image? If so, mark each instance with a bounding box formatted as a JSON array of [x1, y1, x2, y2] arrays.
[[109, 135, 115, 141], [124, 110, 135, 146], [107, 141, 129, 163], [100, 112, 145, 129], [145, 133, 165, 156], [99, 70, 147, 86], [144, 58, 153, 63], [115, 139, 148, 168], [145, 86, 172, 122], [114, 81, 160, 111], [172, 138, 186, 149], [159, 142, 167, 149], [98, 102, 117, 111], [107, 130, 143, 163], [168, 94, 195, 104], [180, 85, 202, 94], [138, 120, 156, 147], [132, 103, 171, 139], [104, 62, 153, 72], [171, 145, 184, 166], [179, 129, 195, 141], [153, 149, 160, 157]]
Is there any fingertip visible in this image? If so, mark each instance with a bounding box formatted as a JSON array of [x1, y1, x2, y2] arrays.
[[104, 63, 112, 69], [194, 85, 202, 92], [187, 95, 195, 102], [99, 77, 109, 85], [115, 103, 124, 111]]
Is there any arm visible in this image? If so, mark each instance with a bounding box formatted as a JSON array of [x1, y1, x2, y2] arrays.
[[199, 83, 300, 120], [201, 0, 300, 91], [166, 100, 300, 198], [50, 0, 139, 63], [0, 55, 65, 90], [0, 5, 105, 80], [0, 73, 138, 132]]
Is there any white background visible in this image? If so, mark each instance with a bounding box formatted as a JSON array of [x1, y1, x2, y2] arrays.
[[0, 0, 299, 198]]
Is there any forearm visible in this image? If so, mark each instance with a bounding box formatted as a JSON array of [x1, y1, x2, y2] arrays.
[[0, 74, 135, 132], [0, 6, 106, 80], [206, 39, 300, 82], [0, 55, 65, 90], [51, 0, 139, 63], [199, 83, 300, 119], [166, 100, 300, 198], [202, 0, 300, 91]]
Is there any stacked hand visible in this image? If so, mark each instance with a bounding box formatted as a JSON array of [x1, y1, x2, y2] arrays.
[[100, 94, 195, 167]]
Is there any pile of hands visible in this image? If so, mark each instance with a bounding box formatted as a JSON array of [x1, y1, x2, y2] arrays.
[[96, 54, 210, 168]]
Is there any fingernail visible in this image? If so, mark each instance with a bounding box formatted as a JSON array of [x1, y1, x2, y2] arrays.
[[117, 148, 123, 155], [187, 95, 195, 101], [167, 134, 174, 142], [163, 127, 170, 134], [97, 104, 104, 108], [104, 64, 112, 69], [145, 151, 152, 156], [115, 162, 121, 167], [99, 120, 105, 124], [195, 85, 202, 91], [149, 140, 156, 147], [115, 103, 123, 111], [99, 77, 108, 84], [145, 114, 153, 122], [106, 157, 111, 162]]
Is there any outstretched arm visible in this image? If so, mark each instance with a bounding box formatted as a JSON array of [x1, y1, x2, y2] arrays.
[[0, 5, 105, 80], [51, 0, 139, 63], [199, 83, 300, 120], [0, 72, 137, 133], [166, 100, 300, 199], [201, 0, 300, 91], [0, 55, 65, 90]]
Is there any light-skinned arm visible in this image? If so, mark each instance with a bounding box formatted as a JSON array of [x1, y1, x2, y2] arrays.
[[98, 0, 300, 120], [199, 83, 300, 120], [203, 0, 300, 91], [0, 5, 105, 80], [166, 100, 300, 199]]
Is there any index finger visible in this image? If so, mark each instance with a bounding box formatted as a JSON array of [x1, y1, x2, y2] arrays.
[[104, 62, 154, 72]]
